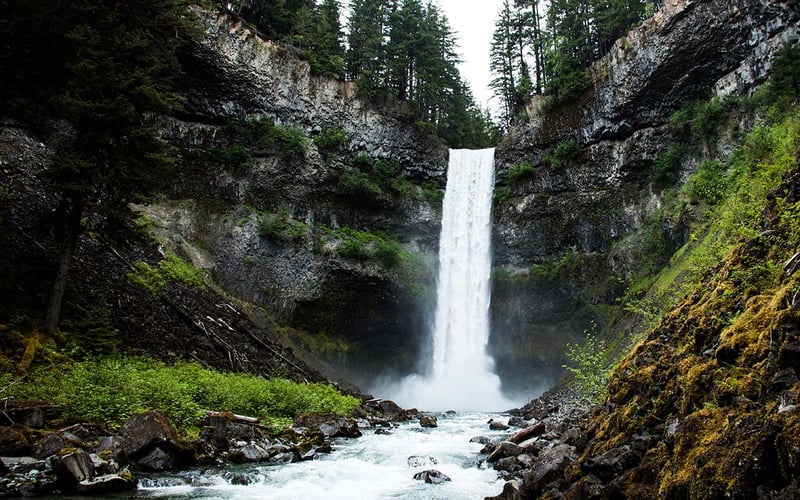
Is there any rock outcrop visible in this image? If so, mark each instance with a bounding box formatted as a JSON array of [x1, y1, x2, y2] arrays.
[[490, 0, 800, 392]]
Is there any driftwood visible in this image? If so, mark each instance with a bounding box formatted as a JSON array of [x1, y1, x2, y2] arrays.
[[205, 411, 260, 424]]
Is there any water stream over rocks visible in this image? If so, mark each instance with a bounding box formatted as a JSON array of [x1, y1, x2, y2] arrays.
[[133, 413, 509, 499]]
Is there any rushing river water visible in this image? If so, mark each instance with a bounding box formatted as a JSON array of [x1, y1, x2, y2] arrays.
[[133, 412, 508, 499]]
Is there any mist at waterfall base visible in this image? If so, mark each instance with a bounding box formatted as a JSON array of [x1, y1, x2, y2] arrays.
[[378, 149, 526, 412]]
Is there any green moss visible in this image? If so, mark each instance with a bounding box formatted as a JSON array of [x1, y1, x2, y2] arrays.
[[541, 139, 582, 170], [128, 251, 207, 295]]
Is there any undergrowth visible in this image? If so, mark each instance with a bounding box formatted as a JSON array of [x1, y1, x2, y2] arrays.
[[2, 356, 360, 434]]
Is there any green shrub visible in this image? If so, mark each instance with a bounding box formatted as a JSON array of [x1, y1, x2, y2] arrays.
[[5, 357, 360, 433], [129, 261, 167, 296], [651, 143, 684, 184], [563, 324, 612, 405], [338, 167, 383, 202], [541, 139, 582, 169], [314, 127, 348, 151], [494, 187, 512, 204], [258, 210, 308, 244], [507, 161, 536, 182], [208, 145, 253, 170], [421, 180, 444, 204], [685, 160, 729, 204], [224, 117, 308, 159]]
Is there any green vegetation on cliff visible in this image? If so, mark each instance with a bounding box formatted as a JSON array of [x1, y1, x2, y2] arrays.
[[553, 42, 800, 497]]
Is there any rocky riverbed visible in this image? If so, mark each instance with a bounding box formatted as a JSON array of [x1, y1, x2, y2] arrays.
[[0, 398, 421, 497]]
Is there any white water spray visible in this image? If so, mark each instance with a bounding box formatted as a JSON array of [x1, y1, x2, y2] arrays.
[[386, 148, 515, 411]]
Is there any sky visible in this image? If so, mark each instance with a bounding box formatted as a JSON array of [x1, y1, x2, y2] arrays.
[[436, 0, 505, 112]]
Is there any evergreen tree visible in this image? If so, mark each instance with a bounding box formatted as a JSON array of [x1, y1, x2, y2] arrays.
[[490, 0, 530, 125], [346, 0, 390, 93], [292, 0, 345, 77], [0, 0, 195, 336], [544, 0, 593, 104]]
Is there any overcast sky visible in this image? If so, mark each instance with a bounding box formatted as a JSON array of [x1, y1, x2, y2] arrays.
[[436, 0, 505, 113]]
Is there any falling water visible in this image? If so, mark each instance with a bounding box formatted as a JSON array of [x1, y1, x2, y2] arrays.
[[387, 148, 515, 411]]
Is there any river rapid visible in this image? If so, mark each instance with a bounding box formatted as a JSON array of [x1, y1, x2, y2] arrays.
[[133, 412, 508, 499]]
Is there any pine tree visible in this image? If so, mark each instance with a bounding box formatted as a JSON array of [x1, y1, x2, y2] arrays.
[[1, 0, 195, 336], [346, 0, 390, 93], [490, 0, 530, 125]]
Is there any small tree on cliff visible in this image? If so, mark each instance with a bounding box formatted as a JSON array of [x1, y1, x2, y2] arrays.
[[0, 0, 194, 336]]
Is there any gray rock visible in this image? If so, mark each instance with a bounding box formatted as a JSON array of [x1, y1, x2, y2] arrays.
[[118, 411, 179, 460], [231, 443, 270, 463], [412, 469, 451, 484], [485, 480, 523, 500], [470, 436, 491, 444], [0, 426, 32, 456], [583, 445, 641, 481], [489, 419, 509, 431], [136, 447, 176, 472], [33, 434, 67, 459], [50, 449, 94, 484], [419, 415, 438, 428], [521, 444, 575, 496], [508, 416, 528, 428]]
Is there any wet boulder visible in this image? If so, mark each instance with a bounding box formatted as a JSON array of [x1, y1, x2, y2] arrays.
[[508, 421, 546, 444], [33, 433, 67, 459], [0, 426, 32, 456], [50, 449, 94, 485], [96, 436, 124, 464], [0, 457, 8, 474], [413, 469, 451, 484], [520, 444, 575, 496], [118, 411, 186, 470], [486, 479, 523, 500], [508, 416, 529, 428], [230, 442, 271, 463], [470, 435, 491, 444], [0, 400, 48, 428], [419, 415, 438, 428], [489, 419, 509, 431]]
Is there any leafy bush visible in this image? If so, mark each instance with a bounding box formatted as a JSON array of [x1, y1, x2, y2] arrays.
[[258, 210, 308, 244], [541, 139, 582, 169], [5, 357, 360, 433], [333, 226, 405, 266], [651, 143, 684, 184], [685, 160, 729, 204], [494, 187, 512, 204], [563, 324, 612, 405], [314, 127, 348, 151], [208, 145, 253, 170], [507, 161, 536, 182], [338, 167, 383, 202], [224, 117, 308, 160]]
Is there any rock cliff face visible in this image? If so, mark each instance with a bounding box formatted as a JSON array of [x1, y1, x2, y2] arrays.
[[140, 9, 447, 388], [490, 0, 800, 392]]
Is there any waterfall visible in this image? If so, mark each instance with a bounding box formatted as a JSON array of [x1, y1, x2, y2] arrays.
[[386, 148, 514, 411]]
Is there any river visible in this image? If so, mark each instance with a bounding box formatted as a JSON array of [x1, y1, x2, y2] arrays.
[[134, 412, 509, 499]]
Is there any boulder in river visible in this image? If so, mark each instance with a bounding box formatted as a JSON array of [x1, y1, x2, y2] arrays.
[[413, 469, 452, 484], [470, 435, 491, 444], [488, 419, 509, 431], [419, 415, 438, 428]]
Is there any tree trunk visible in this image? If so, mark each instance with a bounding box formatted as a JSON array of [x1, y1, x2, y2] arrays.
[[44, 197, 83, 337]]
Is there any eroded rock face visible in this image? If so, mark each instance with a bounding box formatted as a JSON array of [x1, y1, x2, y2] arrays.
[[490, 0, 800, 392], [181, 8, 448, 181]]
